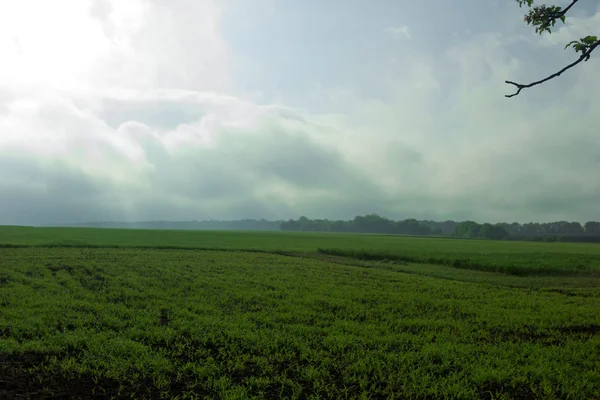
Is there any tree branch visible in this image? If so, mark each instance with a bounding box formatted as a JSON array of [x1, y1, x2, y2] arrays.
[[520, 0, 578, 30], [505, 39, 599, 97], [537, 0, 579, 22], [553, 0, 578, 18]]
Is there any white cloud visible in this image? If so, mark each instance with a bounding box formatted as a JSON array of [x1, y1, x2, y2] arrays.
[[0, 0, 232, 93], [537, 9, 600, 47], [0, 1, 599, 225]]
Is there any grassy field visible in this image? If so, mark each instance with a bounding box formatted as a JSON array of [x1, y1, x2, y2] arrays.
[[1, 226, 600, 399], [1, 226, 599, 276]]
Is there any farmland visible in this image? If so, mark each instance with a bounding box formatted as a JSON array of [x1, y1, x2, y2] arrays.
[[1, 227, 599, 399]]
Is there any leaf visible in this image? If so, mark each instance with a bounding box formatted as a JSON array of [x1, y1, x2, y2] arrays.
[[560, 15, 566, 23], [565, 40, 579, 50], [517, 0, 534, 8], [581, 35, 598, 45]]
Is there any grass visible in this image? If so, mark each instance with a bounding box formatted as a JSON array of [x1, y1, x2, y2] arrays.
[[315, 247, 600, 276], [1, 226, 599, 276], [0, 226, 600, 399]]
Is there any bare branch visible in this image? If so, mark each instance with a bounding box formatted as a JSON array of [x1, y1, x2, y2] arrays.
[[560, 0, 579, 16], [505, 39, 599, 97]]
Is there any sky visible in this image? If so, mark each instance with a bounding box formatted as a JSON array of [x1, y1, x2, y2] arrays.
[[0, 0, 599, 225]]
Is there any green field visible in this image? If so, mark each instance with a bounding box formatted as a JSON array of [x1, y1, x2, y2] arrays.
[[2, 226, 600, 276], [1, 226, 600, 399]]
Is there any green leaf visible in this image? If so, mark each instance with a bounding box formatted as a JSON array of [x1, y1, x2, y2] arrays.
[[560, 15, 566, 23]]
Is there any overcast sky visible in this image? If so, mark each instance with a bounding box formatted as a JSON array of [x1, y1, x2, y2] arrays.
[[0, 0, 599, 225]]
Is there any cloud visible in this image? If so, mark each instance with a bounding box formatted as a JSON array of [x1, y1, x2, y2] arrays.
[[385, 25, 412, 40], [0, 0, 232, 93], [0, 86, 390, 224], [537, 7, 600, 48], [0, 1, 599, 225]]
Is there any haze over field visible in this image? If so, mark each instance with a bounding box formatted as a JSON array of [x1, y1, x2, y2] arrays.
[[1, 0, 599, 226]]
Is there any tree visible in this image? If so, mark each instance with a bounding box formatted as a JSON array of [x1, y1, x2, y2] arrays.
[[453, 221, 481, 238], [584, 221, 600, 235], [505, 0, 599, 98], [480, 223, 509, 240]]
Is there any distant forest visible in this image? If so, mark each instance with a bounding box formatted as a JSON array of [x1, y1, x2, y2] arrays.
[[55, 214, 600, 242], [280, 215, 600, 242]]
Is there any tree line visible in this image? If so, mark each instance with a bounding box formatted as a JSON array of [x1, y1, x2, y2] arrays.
[[280, 214, 451, 235], [281, 215, 600, 242], [58, 215, 600, 242]]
